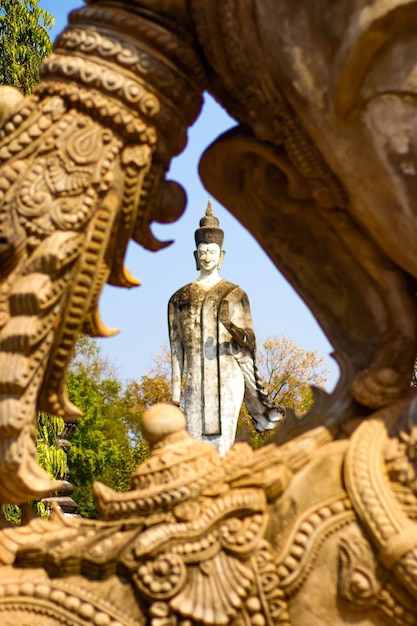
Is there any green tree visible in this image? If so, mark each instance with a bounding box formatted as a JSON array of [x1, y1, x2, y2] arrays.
[[67, 337, 149, 518], [35, 411, 68, 517], [2, 412, 67, 523], [2, 339, 171, 522], [123, 347, 172, 442], [0, 0, 54, 94], [36, 412, 67, 481]]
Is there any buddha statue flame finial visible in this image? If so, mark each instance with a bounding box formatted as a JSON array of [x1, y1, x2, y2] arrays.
[[195, 199, 224, 247]]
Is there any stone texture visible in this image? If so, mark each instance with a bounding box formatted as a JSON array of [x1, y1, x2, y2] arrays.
[[0, 1, 415, 625], [168, 205, 283, 455]]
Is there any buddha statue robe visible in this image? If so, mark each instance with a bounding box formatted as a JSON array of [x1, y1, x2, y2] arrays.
[[168, 278, 254, 455]]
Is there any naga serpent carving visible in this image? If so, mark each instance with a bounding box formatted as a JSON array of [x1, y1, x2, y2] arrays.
[[0, 2, 205, 503], [0, 1, 417, 625], [1, 402, 417, 625]]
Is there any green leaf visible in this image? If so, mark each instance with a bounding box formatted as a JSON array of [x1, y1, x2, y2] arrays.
[[0, 0, 54, 94]]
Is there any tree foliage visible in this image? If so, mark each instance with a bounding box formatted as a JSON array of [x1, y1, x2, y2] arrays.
[[124, 374, 171, 441], [258, 335, 328, 416], [2, 412, 67, 523], [4, 339, 171, 522], [67, 337, 151, 518], [36, 412, 67, 481], [145, 338, 328, 429], [237, 335, 329, 447], [35, 411, 68, 518], [120, 348, 171, 453], [0, 0, 54, 94]]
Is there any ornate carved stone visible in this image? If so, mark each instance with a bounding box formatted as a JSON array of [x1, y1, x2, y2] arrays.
[[0, 0, 205, 503], [0, 1, 417, 625], [0, 400, 416, 624]]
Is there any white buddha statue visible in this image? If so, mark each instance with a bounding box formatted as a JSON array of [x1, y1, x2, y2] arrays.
[[168, 201, 283, 455]]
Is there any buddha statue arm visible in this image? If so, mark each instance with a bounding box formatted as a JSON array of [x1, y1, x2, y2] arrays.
[[219, 295, 256, 355]]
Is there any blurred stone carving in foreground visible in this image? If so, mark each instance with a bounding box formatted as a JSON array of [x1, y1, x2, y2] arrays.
[[1, 401, 417, 625], [0, 0, 416, 625]]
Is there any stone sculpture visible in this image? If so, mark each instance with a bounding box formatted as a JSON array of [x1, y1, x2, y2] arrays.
[[168, 200, 283, 455], [0, 0, 199, 504], [0, 0, 416, 625], [1, 400, 417, 626]]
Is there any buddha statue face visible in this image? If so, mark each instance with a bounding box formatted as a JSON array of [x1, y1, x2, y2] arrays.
[[196, 242, 224, 272]]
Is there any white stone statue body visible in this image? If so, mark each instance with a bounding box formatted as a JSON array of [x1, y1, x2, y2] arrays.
[[168, 204, 283, 455]]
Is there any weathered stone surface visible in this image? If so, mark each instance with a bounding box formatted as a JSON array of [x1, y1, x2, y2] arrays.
[[168, 204, 283, 454], [0, 1, 416, 625], [0, 0, 205, 503], [0, 401, 417, 625]]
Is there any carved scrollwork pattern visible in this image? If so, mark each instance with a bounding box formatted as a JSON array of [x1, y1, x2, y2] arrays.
[[134, 553, 187, 601], [191, 0, 347, 210], [0, 578, 133, 626], [115, 476, 288, 626], [345, 404, 417, 598], [337, 533, 417, 625], [0, 1, 206, 504], [0, 97, 128, 502], [338, 536, 383, 608], [275, 494, 355, 596], [219, 514, 265, 555], [134, 537, 290, 626], [251, 541, 290, 626]]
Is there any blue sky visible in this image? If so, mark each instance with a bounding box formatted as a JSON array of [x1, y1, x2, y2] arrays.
[[38, 1, 338, 389]]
